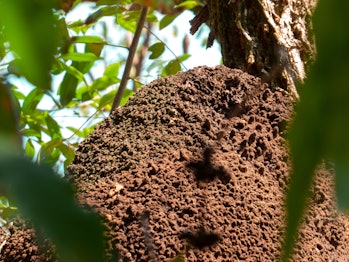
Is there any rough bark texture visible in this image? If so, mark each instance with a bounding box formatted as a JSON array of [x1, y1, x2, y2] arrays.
[[1, 66, 349, 261], [197, 0, 317, 98]]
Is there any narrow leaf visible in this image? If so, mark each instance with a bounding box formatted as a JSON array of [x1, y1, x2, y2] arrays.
[[25, 139, 35, 158], [45, 114, 62, 139], [71, 35, 105, 44], [61, 52, 99, 62], [59, 72, 80, 106], [22, 88, 44, 115], [159, 13, 179, 30], [176, 0, 202, 9]]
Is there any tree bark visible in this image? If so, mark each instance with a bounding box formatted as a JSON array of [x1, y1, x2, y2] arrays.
[[193, 0, 317, 98]]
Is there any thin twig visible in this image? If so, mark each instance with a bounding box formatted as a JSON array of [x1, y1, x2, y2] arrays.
[[111, 6, 149, 111], [144, 24, 188, 71]]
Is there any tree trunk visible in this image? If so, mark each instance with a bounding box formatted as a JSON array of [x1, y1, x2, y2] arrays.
[[192, 0, 316, 98]]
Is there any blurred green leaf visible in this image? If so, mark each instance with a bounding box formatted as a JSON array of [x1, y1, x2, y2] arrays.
[[283, 1, 349, 260], [120, 88, 134, 106], [58, 143, 75, 169], [59, 60, 85, 80], [335, 162, 349, 210], [169, 253, 185, 262], [99, 90, 117, 109], [0, 0, 57, 89], [0, 81, 19, 138], [86, 6, 117, 25], [0, 34, 5, 60], [0, 155, 107, 261], [104, 62, 121, 78], [21, 88, 44, 115], [61, 52, 99, 62], [177, 53, 191, 62], [148, 42, 165, 59], [59, 71, 80, 106], [25, 139, 36, 158], [37, 138, 63, 165], [22, 128, 41, 139], [176, 0, 202, 9], [162, 59, 181, 76], [159, 13, 179, 30], [116, 10, 141, 33], [71, 35, 106, 44], [91, 76, 119, 91], [45, 113, 62, 139], [0, 196, 18, 223]]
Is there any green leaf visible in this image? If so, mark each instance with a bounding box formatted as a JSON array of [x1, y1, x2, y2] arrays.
[[0, 34, 5, 60], [0, 81, 19, 142], [0, 155, 107, 261], [335, 162, 349, 210], [58, 143, 75, 169], [120, 88, 134, 106], [283, 1, 349, 260], [98, 90, 117, 109], [67, 126, 84, 139], [116, 10, 142, 33], [37, 138, 63, 165], [45, 113, 62, 139], [0, 196, 18, 221], [176, 0, 202, 9], [148, 42, 165, 59], [86, 43, 104, 58], [71, 35, 106, 44], [169, 254, 185, 262], [104, 62, 121, 78], [61, 52, 99, 62], [162, 59, 181, 76], [86, 6, 117, 25], [22, 88, 44, 115], [59, 71, 80, 106], [91, 76, 119, 91], [59, 61, 84, 80], [177, 53, 191, 62], [0, 0, 57, 90], [22, 128, 41, 139], [159, 13, 180, 30], [25, 139, 36, 158]]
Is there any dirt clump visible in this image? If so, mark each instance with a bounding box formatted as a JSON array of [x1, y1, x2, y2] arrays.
[[1, 65, 349, 261]]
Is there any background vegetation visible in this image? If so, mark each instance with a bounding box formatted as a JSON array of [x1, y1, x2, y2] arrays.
[[0, 0, 348, 261]]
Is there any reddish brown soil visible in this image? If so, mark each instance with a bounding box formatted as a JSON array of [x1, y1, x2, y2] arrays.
[[1, 66, 349, 261]]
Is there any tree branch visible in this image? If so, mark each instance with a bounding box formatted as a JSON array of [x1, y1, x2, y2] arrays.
[[111, 6, 149, 111]]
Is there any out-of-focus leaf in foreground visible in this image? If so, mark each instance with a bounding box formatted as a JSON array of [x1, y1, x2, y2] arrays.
[[0, 154, 107, 262], [0, 0, 58, 90], [283, 1, 349, 260]]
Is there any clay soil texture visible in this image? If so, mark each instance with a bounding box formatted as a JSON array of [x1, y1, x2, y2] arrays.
[[1, 66, 349, 261]]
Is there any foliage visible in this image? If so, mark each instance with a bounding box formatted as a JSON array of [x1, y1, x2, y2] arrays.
[[0, 0, 201, 260], [2, 0, 347, 261], [283, 1, 349, 260]]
